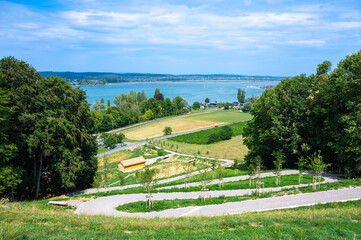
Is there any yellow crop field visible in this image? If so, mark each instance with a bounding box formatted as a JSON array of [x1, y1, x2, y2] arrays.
[[159, 135, 249, 162], [97, 151, 133, 166], [124, 111, 251, 140]]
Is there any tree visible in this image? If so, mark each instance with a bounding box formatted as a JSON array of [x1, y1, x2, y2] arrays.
[[92, 100, 101, 111], [100, 98, 106, 112], [219, 126, 233, 140], [243, 102, 252, 111], [205, 98, 210, 104], [144, 109, 154, 121], [102, 155, 111, 191], [216, 165, 226, 188], [154, 93, 164, 101], [139, 166, 157, 208], [116, 133, 125, 143], [163, 126, 172, 135], [172, 96, 187, 112], [182, 161, 193, 188], [223, 102, 231, 110], [107, 99, 111, 108], [241, 89, 246, 103], [210, 160, 217, 179], [247, 164, 256, 187], [237, 88, 242, 103], [297, 157, 306, 184], [243, 50, 361, 177], [307, 151, 331, 189], [0, 57, 97, 199], [272, 150, 285, 185], [192, 101, 200, 110], [316, 60, 332, 76], [154, 88, 160, 98], [104, 134, 117, 147], [232, 159, 239, 175], [207, 132, 221, 144], [117, 171, 125, 190]]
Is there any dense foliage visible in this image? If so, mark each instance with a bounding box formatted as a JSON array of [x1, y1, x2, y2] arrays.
[[244, 51, 361, 177], [0, 57, 98, 200], [91, 88, 188, 133]]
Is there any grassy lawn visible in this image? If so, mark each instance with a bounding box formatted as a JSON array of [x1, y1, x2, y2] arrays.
[[1, 197, 360, 239], [97, 147, 112, 155], [123, 111, 251, 140], [167, 121, 247, 144], [159, 135, 249, 161]]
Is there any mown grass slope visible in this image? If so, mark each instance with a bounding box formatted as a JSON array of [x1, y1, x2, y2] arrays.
[[1, 199, 360, 239]]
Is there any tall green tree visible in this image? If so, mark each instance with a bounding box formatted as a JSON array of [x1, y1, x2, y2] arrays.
[[0, 57, 98, 199], [243, 50, 361, 177]]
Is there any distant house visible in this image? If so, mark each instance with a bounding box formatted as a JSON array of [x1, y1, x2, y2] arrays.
[[232, 101, 240, 106], [209, 103, 217, 108], [118, 156, 146, 172]]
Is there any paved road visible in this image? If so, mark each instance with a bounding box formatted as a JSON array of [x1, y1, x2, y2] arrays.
[[73, 172, 353, 218]]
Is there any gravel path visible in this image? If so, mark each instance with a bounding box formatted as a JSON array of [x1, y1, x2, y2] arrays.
[[68, 157, 233, 196], [73, 172, 354, 218]]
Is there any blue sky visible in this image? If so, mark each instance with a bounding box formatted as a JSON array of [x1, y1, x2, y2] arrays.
[[0, 0, 360, 76]]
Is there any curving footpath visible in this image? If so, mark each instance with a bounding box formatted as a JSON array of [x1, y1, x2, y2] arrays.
[[68, 155, 233, 196], [73, 172, 361, 218]]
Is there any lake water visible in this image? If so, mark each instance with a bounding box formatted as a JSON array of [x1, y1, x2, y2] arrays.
[[79, 80, 281, 105]]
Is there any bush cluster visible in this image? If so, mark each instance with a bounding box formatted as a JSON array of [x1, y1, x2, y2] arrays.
[[207, 126, 233, 144], [100, 132, 125, 147]]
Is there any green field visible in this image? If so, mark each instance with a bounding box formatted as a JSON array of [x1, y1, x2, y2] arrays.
[[1, 199, 360, 239], [123, 111, 251, 140], [168, 121, 247, 144]]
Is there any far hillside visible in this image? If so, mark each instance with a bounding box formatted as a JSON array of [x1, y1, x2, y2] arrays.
[[39, 71, 283, 85]]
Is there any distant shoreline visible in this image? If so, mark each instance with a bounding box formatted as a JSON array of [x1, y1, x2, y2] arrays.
[[71, 79, 282, 86], [40, 71, 285, 86]]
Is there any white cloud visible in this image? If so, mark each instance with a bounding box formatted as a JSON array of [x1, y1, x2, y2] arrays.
[[1, 1, 360, 50]]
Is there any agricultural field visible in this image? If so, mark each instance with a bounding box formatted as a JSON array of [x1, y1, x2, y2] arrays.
[[1, 198, 360, 239], [157, 135, 249, 161], [123, 110, 251, 141], [169, 121, 247, 144]]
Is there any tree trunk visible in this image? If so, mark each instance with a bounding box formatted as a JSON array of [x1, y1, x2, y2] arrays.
[[10, 185, 14, 202], [312, 174, 315, 190], [35, 152, 44, 199]]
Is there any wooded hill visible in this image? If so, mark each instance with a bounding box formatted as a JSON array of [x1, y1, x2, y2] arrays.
[[39, 71, 283, 85]]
